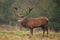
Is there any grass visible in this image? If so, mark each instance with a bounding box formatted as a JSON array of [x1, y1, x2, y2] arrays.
[[0, 30, 60, 40]]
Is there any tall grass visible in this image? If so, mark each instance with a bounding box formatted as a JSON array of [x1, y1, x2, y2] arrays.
[[0, 30, 60, 40]]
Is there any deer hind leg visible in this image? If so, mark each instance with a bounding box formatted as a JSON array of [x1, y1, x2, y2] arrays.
[[46, 27, 48, 37], [45, 24, 48, 37], [42, 27, 45, 37], [42, 26, 48, 37]]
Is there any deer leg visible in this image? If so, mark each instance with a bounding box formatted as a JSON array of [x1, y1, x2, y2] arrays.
[[30, 28, 33, 36], [46, 27, 48, 37], [42, 27, 45, 37], [45, 24, 48, 37], [43, 29, 45, 36], [47, 28, 48, 37]]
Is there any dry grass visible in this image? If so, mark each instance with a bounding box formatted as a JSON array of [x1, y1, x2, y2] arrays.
[[0, 30, 60, 40], [0, 24, 60, 40]]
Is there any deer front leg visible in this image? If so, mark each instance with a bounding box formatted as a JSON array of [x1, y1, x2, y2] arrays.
[[30, 28, 33, 36]]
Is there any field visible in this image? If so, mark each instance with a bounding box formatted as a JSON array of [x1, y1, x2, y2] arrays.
[[0, 25, 60, 40], [0, 30, 60, 40]]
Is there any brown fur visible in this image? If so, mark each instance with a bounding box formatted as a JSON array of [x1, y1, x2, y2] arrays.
[[20, 17, 48, 37], [21, 17, 48, 28]]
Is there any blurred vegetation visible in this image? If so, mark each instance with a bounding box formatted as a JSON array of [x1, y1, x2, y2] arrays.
[[0, 0, 60, 32]]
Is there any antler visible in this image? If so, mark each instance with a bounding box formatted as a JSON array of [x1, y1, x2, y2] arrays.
[[14, 7, 18, 11], [29, 7, 33, 13], [24, 7, 33, 17], [14, 7, 20, 17], [14, 7, 33, 18]]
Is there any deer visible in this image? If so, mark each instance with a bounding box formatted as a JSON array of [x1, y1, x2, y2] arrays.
[[14, 7, 48, 37]]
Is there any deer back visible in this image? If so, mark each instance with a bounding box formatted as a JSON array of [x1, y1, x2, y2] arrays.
[[21, 17, 48, 28]]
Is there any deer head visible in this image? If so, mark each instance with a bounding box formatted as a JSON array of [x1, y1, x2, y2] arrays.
[[14, 7, 33, 22]]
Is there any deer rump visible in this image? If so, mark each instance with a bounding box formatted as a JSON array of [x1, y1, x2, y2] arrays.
[[21, 17, 48, 28]]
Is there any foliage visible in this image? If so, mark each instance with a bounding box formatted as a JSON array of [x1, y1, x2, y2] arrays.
[[0, 0, 60, 31]]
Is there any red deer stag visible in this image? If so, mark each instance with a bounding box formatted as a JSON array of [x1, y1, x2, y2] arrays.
[[14, 7, 48, 37]]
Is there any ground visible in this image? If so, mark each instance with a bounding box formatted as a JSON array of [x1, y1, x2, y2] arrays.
[[0, 25, 60, 40], [0, 30, 60, 40]]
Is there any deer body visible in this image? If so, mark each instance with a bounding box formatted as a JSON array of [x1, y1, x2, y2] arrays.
[[18, 17, 48, 36], [20, 17, 48, 28], [14, 7, 48, 37]]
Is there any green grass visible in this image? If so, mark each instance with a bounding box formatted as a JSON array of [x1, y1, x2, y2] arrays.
[[0, 31, 25, 36], [0, 31, 60, 40]]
